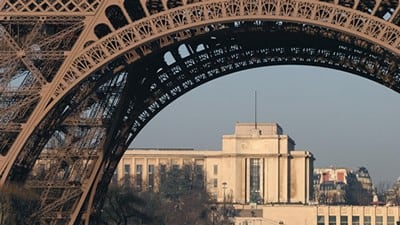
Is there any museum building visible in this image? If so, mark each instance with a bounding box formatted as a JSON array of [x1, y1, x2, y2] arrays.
[[115, 122, 315, 204]]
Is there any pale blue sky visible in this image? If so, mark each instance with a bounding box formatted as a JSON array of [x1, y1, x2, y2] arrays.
[[132, 65, 400, 186]]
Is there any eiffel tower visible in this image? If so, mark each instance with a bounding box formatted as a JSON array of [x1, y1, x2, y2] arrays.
[[0, 0, 399, 224]]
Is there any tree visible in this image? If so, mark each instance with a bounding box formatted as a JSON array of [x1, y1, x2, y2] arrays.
[[345, 180, 372, 205], [144, 189, 212, 225], [0, 183, 39, 225], [97, 179, 151, 225], [381, 179, 400, 206], [377, 181, 392, 204], [150, 163, 213, 225], [344, 173, 373, 205], [390, 179, 400, 205], [98, 164, 222, 225]]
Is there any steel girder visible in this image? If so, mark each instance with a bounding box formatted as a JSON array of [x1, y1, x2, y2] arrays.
[[0, 1, 400, 225]]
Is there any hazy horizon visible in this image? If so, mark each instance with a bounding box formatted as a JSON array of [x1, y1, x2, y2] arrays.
[[132, 65, 400, 187]]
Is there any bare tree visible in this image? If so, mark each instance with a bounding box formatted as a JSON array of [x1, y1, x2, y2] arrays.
[[148, 163, 213, 225], [97, 177, 151, 225], [0, 183, 39, 225], [376, 181, 393, 203], [98, 164, 219, 225], [345, 179, 372, 205]]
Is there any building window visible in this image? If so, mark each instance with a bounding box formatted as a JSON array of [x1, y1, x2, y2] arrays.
[[195, 164, 204, 189], [250, 158, 260, 203], [375, 216, 383, 225], [172, 164, 179, 171], [214, 165, 218, 175], [160, 164, 167, 185], [184, 164, 191, 181], [387, 216, 395, 225], [136, 164, 142, 174], [340, 216, 348, 225], [148, 165, 154, 174], [148, 165, 154, 191], [136, 164, 142, 191], [317, 216, 324, 225], [124, 164, 131, 187], [363, 216, 371, 225], [124, 164, 131, 176], [329, 216, 336, 225], [213, 178, 218, 188], [352, 216, 359, 225]]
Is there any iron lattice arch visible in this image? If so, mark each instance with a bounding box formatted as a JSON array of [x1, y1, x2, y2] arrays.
[[0, 0, 400, 224]]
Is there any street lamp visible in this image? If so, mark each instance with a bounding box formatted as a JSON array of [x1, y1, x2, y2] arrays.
[[222, 182, 227, 216]]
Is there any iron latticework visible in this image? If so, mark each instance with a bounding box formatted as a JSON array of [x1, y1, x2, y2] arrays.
[[0, 0, 400, 224]]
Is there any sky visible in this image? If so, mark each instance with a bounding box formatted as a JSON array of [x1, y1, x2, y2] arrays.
[[131, 65, 400, 187]]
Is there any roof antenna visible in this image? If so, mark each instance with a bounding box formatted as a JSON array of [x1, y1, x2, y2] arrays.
[[254, 90, 257, 130]]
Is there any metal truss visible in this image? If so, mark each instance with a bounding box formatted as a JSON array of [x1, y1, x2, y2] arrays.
[[0, 1, 400, 225]]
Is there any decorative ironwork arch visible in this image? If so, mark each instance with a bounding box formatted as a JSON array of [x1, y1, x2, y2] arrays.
[[1, 0, 400, 224], [47, 0, 400, 113]]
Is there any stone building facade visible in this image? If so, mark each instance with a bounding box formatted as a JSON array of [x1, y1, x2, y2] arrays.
[[115, 122, 315, 204], [240, 205, 400, 225]]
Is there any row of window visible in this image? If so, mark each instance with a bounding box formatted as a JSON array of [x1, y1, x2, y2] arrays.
[[113, 164, 205, 191], [115, 160, 261, 191], [317, 215, 396, 225], [122, 164, 206, 174]]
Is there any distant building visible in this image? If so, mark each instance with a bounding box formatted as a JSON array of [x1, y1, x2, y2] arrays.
[[355, 167, 373, 192], [116, 122, 315, 204], [313, 167, 349, 204], [314, 167, 373, 205]]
